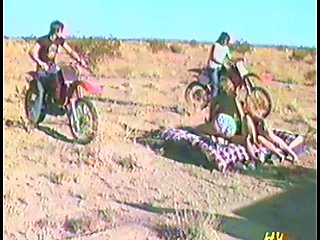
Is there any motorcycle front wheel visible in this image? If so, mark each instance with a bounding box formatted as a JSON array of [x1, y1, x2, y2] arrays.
[[245, 86, 273, 118], [68, 98, 98, 144], [243, 74, 273, 118]]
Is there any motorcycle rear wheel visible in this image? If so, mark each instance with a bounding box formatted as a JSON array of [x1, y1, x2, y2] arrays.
[[184, 81, 212, 111], [24, 85, 46, 124]]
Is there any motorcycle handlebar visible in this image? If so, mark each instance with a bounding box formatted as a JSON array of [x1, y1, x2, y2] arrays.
[[46, 61, 96, 78]]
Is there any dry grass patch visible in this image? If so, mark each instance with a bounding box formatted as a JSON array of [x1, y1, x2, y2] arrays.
[[149, 40, 168, 53], [44, 172, 66, 185], [304, 69, 316, 86], [157, 190, 222, 240], [115, 154, 141, 171], [170, 43, 185, 54]]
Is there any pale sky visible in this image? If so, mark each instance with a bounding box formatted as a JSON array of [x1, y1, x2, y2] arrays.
[[4, 0, 317, 47]]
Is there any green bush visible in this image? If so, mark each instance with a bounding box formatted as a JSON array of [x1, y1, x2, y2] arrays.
[[290, 49, 308, 61], [189, 39, 198, 47], [169, 43, 184, 54], [68, 38, 121, 67], [64, 217, 89, 233], [289, 48, 315, 62], [276, 45, 289, 52], [229, 42, 252, 54], [148, 40, 168, 53]]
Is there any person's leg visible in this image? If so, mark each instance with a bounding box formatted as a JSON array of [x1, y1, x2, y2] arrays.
[[49, 71, 67, 114], [257, 135, 287, 161], [266, 129, 298, 161], [246, 136, 259, 161], [288, 135, 304, 149]]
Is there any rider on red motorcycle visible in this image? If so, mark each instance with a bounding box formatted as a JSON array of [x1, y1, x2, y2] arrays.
[[28, 20, 86, 122], [207, 32, 234, 95]]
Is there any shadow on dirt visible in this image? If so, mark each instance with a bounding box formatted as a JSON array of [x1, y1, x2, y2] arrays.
[[37, 125, 76, 144], [240, 164, 316, 189], [135, 127, 217, 172], [188, 67, 203, 74], [136, 127, 315, 188], [89, 96, 188, 115], [4, 116, 78, 144], [221, 173, 316, 240], [35, 103, 92, 144], [134, 127, 317, 239], [122, 166, 316, 240], [89, 96, 143, 107]]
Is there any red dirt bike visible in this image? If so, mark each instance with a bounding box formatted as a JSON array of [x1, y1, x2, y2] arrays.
[[184, 58, 273, 118], [24, 62, 102, 144]]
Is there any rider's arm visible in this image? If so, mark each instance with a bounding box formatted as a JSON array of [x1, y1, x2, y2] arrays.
[[226, 47, 232, 61], [222, 47, 232, 65], [28, 42, 45, 66], [61, 42, 82, 63]]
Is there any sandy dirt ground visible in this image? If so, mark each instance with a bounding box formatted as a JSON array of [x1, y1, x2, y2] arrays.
[[4, 41, 316, 239]]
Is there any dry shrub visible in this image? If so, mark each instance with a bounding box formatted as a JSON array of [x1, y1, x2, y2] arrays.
[[148, 40, 168, 53], [68, 38, 122, 67], [304, 69, 316, 86], [170, 44, 184, 54]]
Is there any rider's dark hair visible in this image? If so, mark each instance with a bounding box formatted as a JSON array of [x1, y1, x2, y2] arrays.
[[49, 20, 64, 36], [216, 32, 230, 45]]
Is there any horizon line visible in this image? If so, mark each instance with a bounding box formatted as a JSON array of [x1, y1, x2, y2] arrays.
[[4, 35, 316, 49]]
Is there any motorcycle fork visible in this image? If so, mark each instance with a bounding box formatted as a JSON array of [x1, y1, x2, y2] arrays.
[[77, 85, 84, 99], [67, 84, 81, 132], [69, 97, 81, 132], [244, 78, 252, 94], [77, 85, 90, 116]]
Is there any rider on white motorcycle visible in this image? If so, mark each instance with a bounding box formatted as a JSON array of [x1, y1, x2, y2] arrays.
[[207, 32, 233, 96], [28, 20, 86, 122]]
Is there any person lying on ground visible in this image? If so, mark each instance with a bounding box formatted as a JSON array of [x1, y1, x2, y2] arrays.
[[231, 87, 299, 162], [194, 81, 300, 163]]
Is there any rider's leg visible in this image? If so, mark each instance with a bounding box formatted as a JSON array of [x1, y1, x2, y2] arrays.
[[47, 71, 66, 114], [56, 70, 68, 111], [210, 67, 220, 96], [54, 71, 63, 103]]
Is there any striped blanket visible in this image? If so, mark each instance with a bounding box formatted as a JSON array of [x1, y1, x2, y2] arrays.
[[159, 128, 306, 173]]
